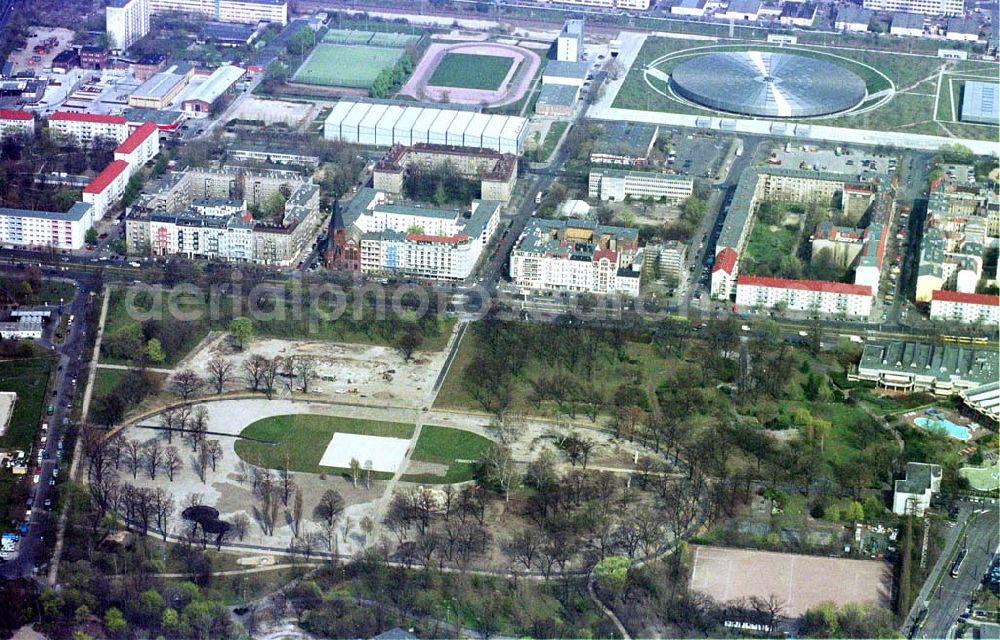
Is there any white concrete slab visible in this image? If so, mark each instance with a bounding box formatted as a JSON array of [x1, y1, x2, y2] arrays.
[[318, 433, 411, 473]]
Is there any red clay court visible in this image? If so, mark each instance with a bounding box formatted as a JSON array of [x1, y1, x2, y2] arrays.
[[689, 545, 892, 616]]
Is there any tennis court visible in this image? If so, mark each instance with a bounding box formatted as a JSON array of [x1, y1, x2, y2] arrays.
[[323, 29, 420, 48], [292, 43, 404, 88]]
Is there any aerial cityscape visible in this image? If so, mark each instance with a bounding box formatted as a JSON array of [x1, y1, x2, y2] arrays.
[[0, 0, 996, 638]]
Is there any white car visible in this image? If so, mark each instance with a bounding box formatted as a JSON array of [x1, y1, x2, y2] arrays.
[[33, 474, 40, 484]]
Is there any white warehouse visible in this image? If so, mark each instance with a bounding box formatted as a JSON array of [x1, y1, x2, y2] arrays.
[[323, 101, 528, 154]]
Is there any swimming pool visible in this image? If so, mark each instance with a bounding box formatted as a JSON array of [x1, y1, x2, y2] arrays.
[[914, 416, 972, 441]]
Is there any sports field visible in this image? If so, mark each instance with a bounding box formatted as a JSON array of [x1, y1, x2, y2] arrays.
[[323, 28, 419, 48], [613, 37, 1000, 141], [234, 414, 413, 477], [428, 53, 514, 91], [689, 545, 891, 616], [292, 43, 404, 88]]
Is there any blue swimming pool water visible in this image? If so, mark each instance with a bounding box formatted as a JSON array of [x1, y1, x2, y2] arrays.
[[915, 416, 972, 441]]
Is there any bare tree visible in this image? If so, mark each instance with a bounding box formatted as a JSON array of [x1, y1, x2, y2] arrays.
[[231, 512, 251, 541], [158, 407, 176, 444], [292, 488, 304, 537], [144, 440, 164, 480], [481, 443, 518, 502], [153, 487, 175, 541], [503, 528, 541, 571], [279, 456, 295, 506], [105, 433, 125, 470], [243, 354, 268, 392], [206, 439, 223, 472], [313, 489, 345, 528], [171, 370, 203, 401], [206, 356, 233, 394], [165, 445, 181, 481], [186, 406, 208, 451], [261, 356, 281, 399], [198, 441, 210, 483], [125, 439, 142, 479], [293, 356, 317, 393]]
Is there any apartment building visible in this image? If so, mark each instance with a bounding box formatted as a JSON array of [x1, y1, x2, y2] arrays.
[[327, 188, 500, 280], [916, 177, 993, 302], [106, 0, 150, 51], [929, 290, 1000, 325], [735, 275, 874, 317], [644, 240, 687, 282], [510, 218, 642, 296], [148, 0, 288, 25], [711, 165, 892, 304], [83, 160, 131, 221], [0, 110, 34, 138], [556, 20, 584, 62], [588, 168, 693, 202], [893, 463, 942, 517], [835, 5, 872, 31], [113, 120, 160, 168], [48, 112, 129, 145], [864, 0, 962, 15], [372, 143, 518, 203], [0, 202, 95, 251]]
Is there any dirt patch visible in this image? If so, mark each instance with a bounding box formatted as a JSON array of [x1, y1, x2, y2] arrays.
[[689, 545, 892, 616]]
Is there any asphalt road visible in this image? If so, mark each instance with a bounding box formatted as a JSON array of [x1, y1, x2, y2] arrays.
[[0, 270, 95, 579], [918, 503, 1000, 640]]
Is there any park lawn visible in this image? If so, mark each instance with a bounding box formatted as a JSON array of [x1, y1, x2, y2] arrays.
[[402, 425, 492, 483], [741, 223, 797, 276], [292, 44, 403, 88], [434, 329, 672, 416], [779, 400, 888, 465], [92, 368, 127, 398], [235, 414, 413, 477], [428, 53, 513, 90], [35, 280, 77, 305]]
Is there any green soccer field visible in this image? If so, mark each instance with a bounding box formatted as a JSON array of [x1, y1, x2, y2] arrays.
[[428, 53, 514, 90], [292, 44, 404, 88]]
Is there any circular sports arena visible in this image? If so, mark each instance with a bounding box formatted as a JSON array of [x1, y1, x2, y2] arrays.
[[669, 51, 867, 118]]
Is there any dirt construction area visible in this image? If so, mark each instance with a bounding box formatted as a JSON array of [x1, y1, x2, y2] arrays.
[[6, 26, 75, 75], [398, 41, 540, 107], [178, 333, 452, 408], [689, 545, 892, 616]]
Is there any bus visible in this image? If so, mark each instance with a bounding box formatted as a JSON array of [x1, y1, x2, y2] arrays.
[[951, 547, 968, 577]]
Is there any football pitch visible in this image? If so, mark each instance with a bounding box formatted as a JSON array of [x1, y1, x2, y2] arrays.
[[292, 44, 404, 88], [428, 53, 514, 91]]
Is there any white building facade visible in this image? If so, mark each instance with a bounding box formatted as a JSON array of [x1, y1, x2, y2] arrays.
[[0, 110, 35, 138], [148, 0, 287, 24], [929, 290, 1000, 325], [588, 169, 693, 202], [48, 112, 129, 145], [735, 275, 873, 317], [864, 0, 961, 15], [0, 203, 95, 251], [106, 0, 150, 51]]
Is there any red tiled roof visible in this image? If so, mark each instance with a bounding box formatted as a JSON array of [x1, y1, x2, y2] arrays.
[[0, 109, 32, 121], [83, 160, 129, 194], [115, 121, 157, 155], [737, 275, 872, 296], [50, 111, 127, 125], [931, 290, 1000, 307], [406, 233, 470, 244], [593, 249, 618, 263], [712, 247, 738, 274]]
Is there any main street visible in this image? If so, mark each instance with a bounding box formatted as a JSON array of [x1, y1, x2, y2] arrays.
[[915, 503, 999, 640]]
